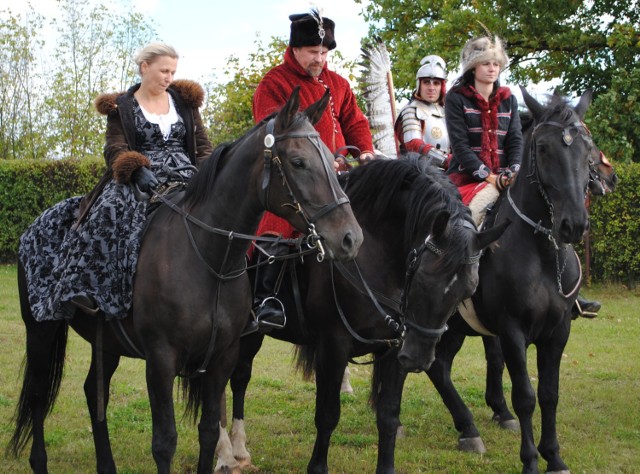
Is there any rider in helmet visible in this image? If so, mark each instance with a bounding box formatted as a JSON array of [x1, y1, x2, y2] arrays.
[[395, 55, 450, 168]]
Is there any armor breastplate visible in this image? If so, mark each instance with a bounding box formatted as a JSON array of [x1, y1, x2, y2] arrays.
[[415, 101, 450, 153]]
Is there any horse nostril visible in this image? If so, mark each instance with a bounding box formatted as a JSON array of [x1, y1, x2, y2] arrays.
[[342, 231, 356, 253]]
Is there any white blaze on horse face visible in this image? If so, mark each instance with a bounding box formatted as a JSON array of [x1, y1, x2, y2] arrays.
[[444, 273, 458, 295]]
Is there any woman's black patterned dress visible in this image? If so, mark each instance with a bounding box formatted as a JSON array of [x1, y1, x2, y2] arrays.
[[20, 99, 196, 321]]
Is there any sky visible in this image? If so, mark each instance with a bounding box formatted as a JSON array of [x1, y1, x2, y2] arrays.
[[144, 0, 372, 81], [2, 0, 372, 82]]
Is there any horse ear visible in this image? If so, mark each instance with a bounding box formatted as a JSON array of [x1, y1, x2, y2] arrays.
[[276, 86, 301, 130], [520, 86, 545, 120], [476, 219, 510, 250], [431, 210, 451, 240], [304, 88, 330, 125], [574, 89, 593, 120]]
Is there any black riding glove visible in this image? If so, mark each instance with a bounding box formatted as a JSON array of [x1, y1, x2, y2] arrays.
[[131, 166, 158, 193]]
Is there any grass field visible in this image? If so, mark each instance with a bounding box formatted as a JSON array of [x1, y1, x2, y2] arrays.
[[1, 264, 639, 473]]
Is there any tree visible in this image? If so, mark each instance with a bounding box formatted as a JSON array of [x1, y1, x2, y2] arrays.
[[357, 0, 639, 97], [44, 0, 156, 159], [357, 0, 640, 163], [201, 36, 359, 146], [586, 66, 640, 164], [201, 36, 287, 146], [0, 7, 45, 160]]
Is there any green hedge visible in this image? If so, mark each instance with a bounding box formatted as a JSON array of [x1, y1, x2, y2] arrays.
[[587, 162, 640, 287], [0, 159, 638, 286], [0, 158, 105, 262]]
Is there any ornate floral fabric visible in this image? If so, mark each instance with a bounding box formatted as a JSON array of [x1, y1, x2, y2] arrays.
[[20, 102, 194, 321]]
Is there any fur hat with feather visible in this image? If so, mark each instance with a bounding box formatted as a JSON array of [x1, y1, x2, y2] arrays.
[[289, 7, 336, 50], [460, 34, 509, 74]]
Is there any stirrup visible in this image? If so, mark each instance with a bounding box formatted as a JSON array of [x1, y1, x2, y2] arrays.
[[256, 296, 286, 330], [574, 299, 598, 319]]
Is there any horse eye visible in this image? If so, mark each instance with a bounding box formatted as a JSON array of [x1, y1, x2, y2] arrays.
[[290, 158, 306, 169]]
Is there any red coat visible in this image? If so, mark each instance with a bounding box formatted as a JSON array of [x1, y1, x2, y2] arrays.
[[253, 47, 374, 238]]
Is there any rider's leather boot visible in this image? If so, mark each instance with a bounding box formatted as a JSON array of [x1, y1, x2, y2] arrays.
[[252, 242, 289, 332], [572, 294, 601, 319]]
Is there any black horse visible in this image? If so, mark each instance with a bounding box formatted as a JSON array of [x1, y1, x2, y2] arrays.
[[425, 88, 599, 474], [214, 157, 508, 473], [9, 88, 363, 474]]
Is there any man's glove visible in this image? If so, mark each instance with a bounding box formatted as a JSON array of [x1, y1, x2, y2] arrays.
[[131, 166, 158, 193], [496, 169, 515, 191]]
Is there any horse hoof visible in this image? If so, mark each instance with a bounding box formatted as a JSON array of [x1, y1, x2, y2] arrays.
[[396, 424, 406, 439], [546, 470, 570, 474], [499, 419, 519, 431], [236, 457, 257, 470], [458, 436, 486, 453], [492, 414, 520, 431]]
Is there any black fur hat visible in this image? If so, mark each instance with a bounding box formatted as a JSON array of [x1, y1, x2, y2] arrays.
[[289, 10, 336, 50]]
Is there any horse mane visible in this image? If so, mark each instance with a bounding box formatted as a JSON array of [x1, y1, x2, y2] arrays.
[[181, 111, 314, 210], [342, 155, 473, 271]]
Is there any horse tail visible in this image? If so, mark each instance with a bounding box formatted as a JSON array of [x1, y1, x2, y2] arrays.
[[368, 355, 384, 411], [9, 263, 68, 457], [293, 344, 316, 381], [178, 366, 204, 424]]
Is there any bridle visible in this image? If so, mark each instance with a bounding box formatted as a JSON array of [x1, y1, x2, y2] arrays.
[[333, 218, 481, 352], [401, 219, 481, 339], [154, 116, 353, 281], [507, 119, 592, 297], [261, 118, 351, 261]]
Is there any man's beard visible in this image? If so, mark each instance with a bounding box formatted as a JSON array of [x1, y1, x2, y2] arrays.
[[306, 63, 323, 77]]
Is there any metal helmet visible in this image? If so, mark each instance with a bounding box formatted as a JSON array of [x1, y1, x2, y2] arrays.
[[415, 55, 447, 91]]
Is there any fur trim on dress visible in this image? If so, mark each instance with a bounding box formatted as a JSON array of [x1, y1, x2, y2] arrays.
[[94, 80, 205, 116], [94, 92, 123, 116], [170, 80, 206, 108], [112, 151, 150, 184]]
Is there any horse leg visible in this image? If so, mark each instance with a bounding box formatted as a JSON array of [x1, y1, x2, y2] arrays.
[[536, 334, 570, 474], [146, 351, 179, 474], [373, 355, 408, 474], [196, 371, 223, 474], [84, 346, 120, 474], [215, 333, 263, 474], [426, 330, 485, 453], [229, 332, 265, 464], [482, 336, 518, 430], [307, 346, 346, 474], [500, 332, 539, 474]]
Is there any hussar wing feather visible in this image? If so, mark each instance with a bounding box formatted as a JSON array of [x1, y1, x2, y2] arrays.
[[359, 37, 397, 158]]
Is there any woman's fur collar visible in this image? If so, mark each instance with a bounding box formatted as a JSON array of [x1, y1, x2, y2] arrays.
[[94, 79, 205, 115]]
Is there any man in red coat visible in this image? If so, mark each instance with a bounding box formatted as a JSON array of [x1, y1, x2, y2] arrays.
[[247, 9, 374, 333]]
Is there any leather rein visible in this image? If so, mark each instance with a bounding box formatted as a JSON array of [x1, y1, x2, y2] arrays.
[[331, 219, 481, 363]]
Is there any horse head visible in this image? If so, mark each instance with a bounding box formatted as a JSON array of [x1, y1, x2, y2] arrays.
[[359, 157, 509, 372], [261, 87, 363, 261], [519, 87, 594, 243]]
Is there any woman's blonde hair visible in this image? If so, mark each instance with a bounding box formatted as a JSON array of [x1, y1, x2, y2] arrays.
[[133, 42, 179, 75]]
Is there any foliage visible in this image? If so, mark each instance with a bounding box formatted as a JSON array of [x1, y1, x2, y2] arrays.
[[0, 6, 46, 160], [0, 157, 105, 262], [357, 0, 639, 98], [588, 162, 640, 287], [0, 0, 156, 160], [585, 66, 640, 164], [202, 35, 361, 146], [201, 36, 287, 146]]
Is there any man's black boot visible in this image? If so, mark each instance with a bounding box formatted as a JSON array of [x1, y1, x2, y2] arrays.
[[572, 294, 601, 319], [253, 242, 289, 331]]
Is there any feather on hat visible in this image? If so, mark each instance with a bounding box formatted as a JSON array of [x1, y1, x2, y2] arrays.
[[460, 35, 509, 74]]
